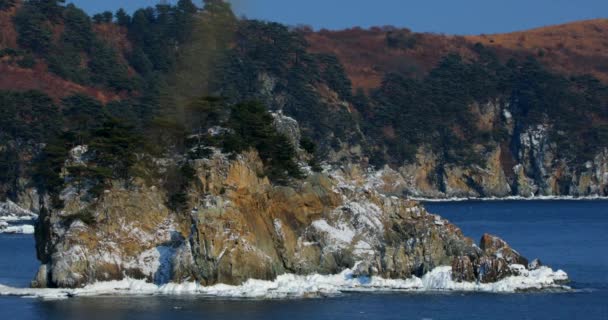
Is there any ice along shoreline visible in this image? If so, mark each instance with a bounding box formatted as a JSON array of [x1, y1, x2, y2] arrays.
[[0, 264, 569, 300]]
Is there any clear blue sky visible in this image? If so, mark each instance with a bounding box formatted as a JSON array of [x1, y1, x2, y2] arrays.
[[70, 0, 608, 35]]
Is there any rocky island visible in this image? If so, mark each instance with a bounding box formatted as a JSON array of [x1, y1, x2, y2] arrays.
[[3, 0, 606, 298], [22, 113, 567, 297]]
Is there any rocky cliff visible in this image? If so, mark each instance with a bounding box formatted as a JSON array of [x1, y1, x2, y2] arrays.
[[378, 100, 608, 199], [31, 145, 567, 291], [236, 69, 608, 199]]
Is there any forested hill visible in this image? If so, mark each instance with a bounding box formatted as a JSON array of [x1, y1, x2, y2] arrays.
[[1, 0, 608, 200], [305, 19, 608, 90]]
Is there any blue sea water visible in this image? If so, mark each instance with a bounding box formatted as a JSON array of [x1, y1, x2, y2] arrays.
[[0, 200, 607, 320]]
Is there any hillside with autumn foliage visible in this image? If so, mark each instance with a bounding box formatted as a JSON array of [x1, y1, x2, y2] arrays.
[[2, 0, 608, 203], [305, 19, 608, 90], [1, 0, 606, 102]]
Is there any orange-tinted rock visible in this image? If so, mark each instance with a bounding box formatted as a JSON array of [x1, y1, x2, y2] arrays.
[[451, 256, 475, 282], [480, 233, 528, 266]]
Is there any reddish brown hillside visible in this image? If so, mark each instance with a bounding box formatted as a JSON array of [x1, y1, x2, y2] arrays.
[[306, 27, 475, 90], [0, 5, 18, 49], [0, 3, 131, 103], [0, 64, 121, 103], [467, 19, 608, 83], [305, 19, 608, 90]]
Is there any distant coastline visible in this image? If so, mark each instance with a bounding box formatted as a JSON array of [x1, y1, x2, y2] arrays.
[[413, 195, 608, 202]]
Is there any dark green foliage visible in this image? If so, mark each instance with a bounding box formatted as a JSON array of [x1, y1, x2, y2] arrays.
[[166, 163, 196, 212], [41, 109, 142, 201], [175, 0, 198, 42], [129, 47, 154, 76], [62, 4, 94, 51], [12, 1, 66, 55], [0, 0, 15, 10], [93, 11, 113, 24], [184, 96, 224, 135], [0, 145, 20, 200], [32, 136, 69, 208], [215, 20, 361, 152], [47, 44, 90, 84], [13, 1, 136, 90], [364, 52, 513, 165], [127, 3, 197, 73], [168, 192, 189, 212], [88, 40, 133, 91], [386, 30, 419, 49], [61, 94, 105, 144], [224, 101, 303, 183], [363, 51, 608, 166], [0, 91, 62, 141], [115, 9, 130, 26], [300, 136, 316, 155], [300, 136, 323, 172], [0, 48, 19, 57], [13, 3, 53, 54], [88, 118, 143, 181], [0, 91, 63, 204], [27, 0, 65, 21], [22, 93, 143, 204], [46, 4, 98, 85], [317, 53, 352, 99], [104, 100, 141, 127]]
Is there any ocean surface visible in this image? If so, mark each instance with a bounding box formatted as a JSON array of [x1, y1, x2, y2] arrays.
[[0, 200, 606, 320]]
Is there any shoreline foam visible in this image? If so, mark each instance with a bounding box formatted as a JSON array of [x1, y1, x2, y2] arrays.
[[0, 265, 569, 300]]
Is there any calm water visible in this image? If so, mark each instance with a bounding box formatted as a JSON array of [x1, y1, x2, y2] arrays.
[[1, 200, 607, 320]]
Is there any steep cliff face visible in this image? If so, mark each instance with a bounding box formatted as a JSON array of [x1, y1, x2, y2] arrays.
[[368, 100, 608, 199], [242, 66, 608, 199], [32, 147, 566, 290]]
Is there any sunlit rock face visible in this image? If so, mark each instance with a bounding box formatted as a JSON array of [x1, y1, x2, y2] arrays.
[[32, 148, 563, 289]]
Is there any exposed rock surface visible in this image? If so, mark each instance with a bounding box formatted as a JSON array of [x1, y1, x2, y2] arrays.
[[372, 102, 608, 199], [33, 150, 563, 289]]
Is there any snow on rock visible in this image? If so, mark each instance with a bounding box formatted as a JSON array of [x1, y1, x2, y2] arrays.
[[311, 219, 355, 245], [0, 200, 37, 222], [271, 111, 301, 148], [0, 265, 569, 300], [0, 224, 35, 234], [68, 145, 89, 165], [0, 201, 36, 234], [273, 219, 285, 240]]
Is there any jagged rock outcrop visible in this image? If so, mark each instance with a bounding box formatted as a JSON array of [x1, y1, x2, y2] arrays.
[[33, 149, 556, 289], [480, 233, 528, 266], [451, 233, 531, 284], [272, 111, 301, 149]]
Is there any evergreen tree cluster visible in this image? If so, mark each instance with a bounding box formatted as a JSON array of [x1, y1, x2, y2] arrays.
[[0, 0, 16, 10], [10, 0, 199, 93], [215, 20, 362, 156], [223, 101, 303, 183], [0, 90, 143, 207], [364, 46, 608, 166]]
